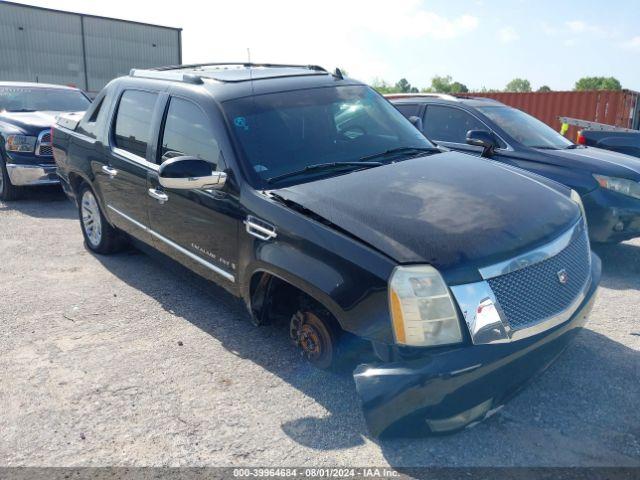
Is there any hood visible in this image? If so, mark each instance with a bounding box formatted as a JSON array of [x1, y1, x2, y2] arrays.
[[0, 111, 61, 135], [539, 146, 640, 180], [274, 152, 580, 280]]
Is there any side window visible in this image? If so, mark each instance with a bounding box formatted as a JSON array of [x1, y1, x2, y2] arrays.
[[423, 105, 485, 143], [77, 96, 105, 138], [159, 97, 224, 170], [395, 103, 420, 118], [114, 90, 158, 158]]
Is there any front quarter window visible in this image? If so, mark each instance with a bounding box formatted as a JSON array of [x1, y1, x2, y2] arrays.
[[222, 85, 433, 187]]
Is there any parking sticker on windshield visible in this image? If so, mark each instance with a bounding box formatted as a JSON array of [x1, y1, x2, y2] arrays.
[[234, 116, 249, 131]]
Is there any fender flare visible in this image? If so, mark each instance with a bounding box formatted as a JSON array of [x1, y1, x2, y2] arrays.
[[66, 169, 118, 227], [242, 258, 349, 333]]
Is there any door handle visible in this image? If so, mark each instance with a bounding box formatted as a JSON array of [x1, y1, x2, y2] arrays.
[[147, 188, 169, 204], [102, 165, 118, 178]]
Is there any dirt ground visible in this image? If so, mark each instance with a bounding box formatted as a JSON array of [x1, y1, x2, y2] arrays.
[[1, 187, 639, 468]]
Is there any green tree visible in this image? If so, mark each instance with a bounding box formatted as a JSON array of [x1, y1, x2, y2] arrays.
[[371, 78, 397, 94], [537, 85, 552, 92], [395, 78, 419, 93], [371, 77, 419, 94], [574, 76, 622, 91], [449, 81, 469, 93], [505, 78, 532, 92], [422, 75, 468, 94], [478, 86, 501, 93]]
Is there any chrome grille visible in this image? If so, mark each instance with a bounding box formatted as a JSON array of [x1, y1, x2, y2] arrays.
[[35, 130, 52, 157], [488, 228, 590, 331]]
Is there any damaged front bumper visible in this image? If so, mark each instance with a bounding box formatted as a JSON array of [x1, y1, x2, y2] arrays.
[[354, 255, 601, 437]]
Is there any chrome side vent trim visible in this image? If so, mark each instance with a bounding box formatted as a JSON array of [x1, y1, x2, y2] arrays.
[[245, 216, 277, 241]]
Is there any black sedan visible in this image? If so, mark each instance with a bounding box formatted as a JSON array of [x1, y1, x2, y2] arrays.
[[390, 94, 640, 243]]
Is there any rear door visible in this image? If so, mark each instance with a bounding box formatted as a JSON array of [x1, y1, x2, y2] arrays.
[[97, 89, 163, 244], [146, 94, 240, 289]]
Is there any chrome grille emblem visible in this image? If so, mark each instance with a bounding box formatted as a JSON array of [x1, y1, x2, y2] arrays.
[[557, 269, 569, 285]]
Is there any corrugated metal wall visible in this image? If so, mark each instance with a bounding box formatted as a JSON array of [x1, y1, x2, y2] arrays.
[[0, 3, 85, 88], [472, 90, 640, 140], [0, 2, 181, 94], [83, 17, 181, 92]]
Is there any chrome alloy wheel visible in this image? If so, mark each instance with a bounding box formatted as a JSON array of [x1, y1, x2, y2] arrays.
[[81, 190, 102, 247]]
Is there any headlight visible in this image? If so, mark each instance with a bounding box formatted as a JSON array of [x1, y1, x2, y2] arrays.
[[570, 189, 586, 219], [593, 174, 640, 200], [388, 265, 462, 347], [5, 134, 37, 153]]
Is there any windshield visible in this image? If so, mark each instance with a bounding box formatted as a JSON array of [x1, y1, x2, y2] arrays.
[[477, 105, 573, 149], [223, 85, 434, 187], [0, 87, 90, 112]]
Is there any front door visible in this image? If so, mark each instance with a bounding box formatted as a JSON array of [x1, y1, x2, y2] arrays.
[[98, 89, 161, 244], [146, 96, 240, 290], [422, 104, 489, 156]]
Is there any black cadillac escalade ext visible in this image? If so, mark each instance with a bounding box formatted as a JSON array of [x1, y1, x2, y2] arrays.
[[52, 63, 600, 437]]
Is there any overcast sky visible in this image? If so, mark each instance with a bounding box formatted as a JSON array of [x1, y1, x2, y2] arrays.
[[12, 0, 640, 91]]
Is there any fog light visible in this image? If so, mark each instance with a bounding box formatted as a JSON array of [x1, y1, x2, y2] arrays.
[[613, 221, 624, 232], [426, 398, 493, 433]]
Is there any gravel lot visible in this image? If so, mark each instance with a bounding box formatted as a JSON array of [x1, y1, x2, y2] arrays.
[[1, 187, 639, 468]]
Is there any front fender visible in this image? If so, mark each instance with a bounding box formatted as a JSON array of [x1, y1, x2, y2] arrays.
[[245, 257, 345, 329], [238, 209, 397, 343]]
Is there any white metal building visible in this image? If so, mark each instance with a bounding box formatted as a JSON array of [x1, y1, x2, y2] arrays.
[[0, 2, 182, 95]]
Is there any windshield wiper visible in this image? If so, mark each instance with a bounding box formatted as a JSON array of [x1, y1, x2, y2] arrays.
[[564, 144, 583, 149], [532, 145, 582, 150], [266, 161, 383, 185], [6, 109, 37, 113], [359, 146, 440, 162]]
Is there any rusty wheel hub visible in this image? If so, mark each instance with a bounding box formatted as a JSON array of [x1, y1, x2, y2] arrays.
[[290, 311, 334, 368], [298, 323, 322, 360]]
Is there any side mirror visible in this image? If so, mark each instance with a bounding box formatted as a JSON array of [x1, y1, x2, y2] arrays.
[[158, 156, 227, 190], [466, 130, 498, 158], [408, 115, 423, 131]]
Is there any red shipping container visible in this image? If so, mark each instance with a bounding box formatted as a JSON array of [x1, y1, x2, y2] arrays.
[[470, 90, 640, 142]]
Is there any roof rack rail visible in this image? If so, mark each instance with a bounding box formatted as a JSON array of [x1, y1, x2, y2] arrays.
[[384, 93, 461, 101], [129, 63, 334, 85], [129, 68, 204, 84], [151, 62, 327, 73], [454, 94, 501, 102]]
